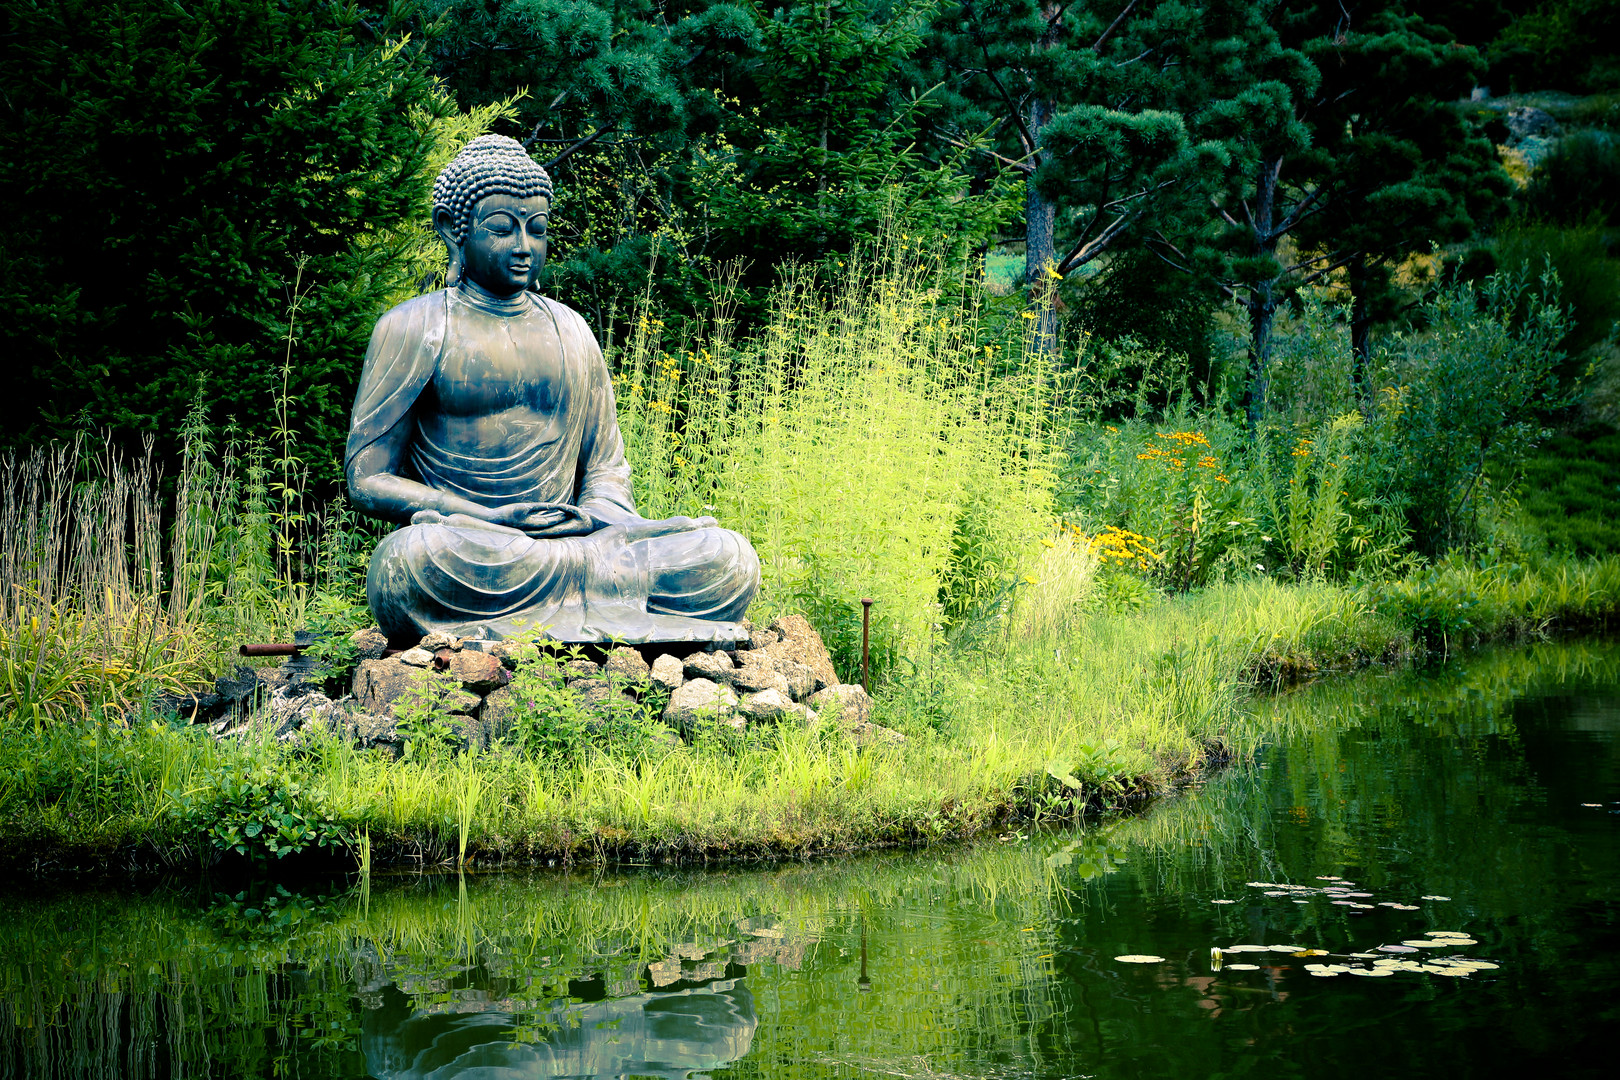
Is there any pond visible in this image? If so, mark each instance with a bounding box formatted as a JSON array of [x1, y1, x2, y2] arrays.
[[3, 640, 1618, 1079]]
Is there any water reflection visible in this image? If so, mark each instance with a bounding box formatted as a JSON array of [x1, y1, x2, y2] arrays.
[[362, 980, 755, 1079]]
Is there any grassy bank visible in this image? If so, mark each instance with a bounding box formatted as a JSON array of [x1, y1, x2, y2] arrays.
[[3, 240, 1618, 878], [3, 554, 1616, 877]]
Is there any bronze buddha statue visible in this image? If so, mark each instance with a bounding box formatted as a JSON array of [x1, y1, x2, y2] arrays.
[[345, 135, 759, 644]]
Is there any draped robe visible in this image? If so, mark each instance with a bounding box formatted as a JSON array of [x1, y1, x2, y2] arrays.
[[345, 287, 759, 644]]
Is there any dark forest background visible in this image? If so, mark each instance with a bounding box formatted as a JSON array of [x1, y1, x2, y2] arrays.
[[3, 0, 1617, 482]]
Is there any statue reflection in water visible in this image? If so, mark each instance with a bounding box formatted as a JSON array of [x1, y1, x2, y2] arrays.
[[362, 977, 756, 1079]]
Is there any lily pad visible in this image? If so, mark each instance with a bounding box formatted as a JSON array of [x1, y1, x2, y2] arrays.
[[1222, 945, 1272, 953], [1114, 955, 1165, 964], [1211, 899, 1237, 905], [1377, 944, 1419, 953], [1348, 968, 1395, 977], [1269, 944, 1307, 952], [1401, 940, 1446, 948], [1420, 895, 1451, 901], [1225, 963, 1261, 970]]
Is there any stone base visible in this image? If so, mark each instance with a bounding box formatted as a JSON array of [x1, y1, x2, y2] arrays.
[[178, 614, 906, 753]]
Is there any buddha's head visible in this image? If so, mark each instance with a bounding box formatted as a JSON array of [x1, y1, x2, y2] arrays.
[[432, 135, 553, 295]]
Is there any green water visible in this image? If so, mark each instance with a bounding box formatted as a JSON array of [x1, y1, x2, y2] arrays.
[[4, 640, 1619, 1079]]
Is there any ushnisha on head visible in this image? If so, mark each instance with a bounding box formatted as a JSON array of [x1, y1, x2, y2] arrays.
[[431, 134, 554, 294]]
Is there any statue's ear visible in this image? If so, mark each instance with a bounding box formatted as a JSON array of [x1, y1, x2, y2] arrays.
[[432, 206, 462, 287]]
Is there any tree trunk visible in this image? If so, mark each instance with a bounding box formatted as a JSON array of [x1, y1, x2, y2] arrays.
[[1244, 283, 1277, 430], [1024, 97, 1058, 353], [1023, 3, 1066, 355]]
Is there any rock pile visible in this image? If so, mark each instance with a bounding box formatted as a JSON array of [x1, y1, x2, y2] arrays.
[[198, 614, 903, 756]]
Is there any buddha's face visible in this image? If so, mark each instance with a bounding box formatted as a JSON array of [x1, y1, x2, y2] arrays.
[[458, 193, 549, 295]]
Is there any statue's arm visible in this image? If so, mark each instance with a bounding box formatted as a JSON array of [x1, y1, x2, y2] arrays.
[[345, 295, 503, 525], [347, 434, 496, 524]]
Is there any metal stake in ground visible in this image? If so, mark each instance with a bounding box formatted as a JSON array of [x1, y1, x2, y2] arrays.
[[861, 598, 873, 695]]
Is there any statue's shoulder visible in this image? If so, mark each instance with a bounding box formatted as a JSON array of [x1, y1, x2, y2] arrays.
[[531, 294, 593, 334], [374, 290, 449, 335]]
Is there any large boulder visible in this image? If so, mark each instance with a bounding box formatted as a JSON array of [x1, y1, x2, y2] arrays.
[[351, 657, 481, 718], [571, 679, 639, 714], [737, 621, 781, 651], [683, 650, 735, 682], [650, 653, 685, 691], [761, 615, 838, 691], [488, 640, 541, 669], [602, 646, 652, 687], [480, 685, 519, 745], [1506, 105, 1560, 142], [439, 649, 509, 694], [739, 688, 816, 726], [562, 658, 601, 679], [261, 685, 348, 741], [417, 631, 459, 652], [662, 678, 742, 734], [807, 683, 905, 747], [729, 655, 791, 697], [806, 683, 873, 726], [348, 626, 389, 661], [770, 658, 818, 701]]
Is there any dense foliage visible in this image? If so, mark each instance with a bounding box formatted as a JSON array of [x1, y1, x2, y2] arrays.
[[4, 0, 1616, 473], [0, 0, 445, 473]]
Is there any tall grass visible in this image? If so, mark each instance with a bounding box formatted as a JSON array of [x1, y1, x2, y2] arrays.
[[615, 241, 1066, 677]]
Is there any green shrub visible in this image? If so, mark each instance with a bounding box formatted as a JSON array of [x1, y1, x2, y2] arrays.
[[1523, 132, 1620, 226], [170, 762, 349, 862], [500, 651, 670, 764], [1494, 217, 1620, 357], [1514, 426, 1620, 555], [1369, 267, 1576, 553], [1062, 415, 1256, 591], [0, 0, 446, 473]]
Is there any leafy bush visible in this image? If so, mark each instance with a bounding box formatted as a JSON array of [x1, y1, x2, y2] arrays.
[[501, 652, 669, 764], [1490, 217, 1620, 363], [170, 762, 349, 862], [1062, 417, 1255, 591], [1368, 267, 1576, 553], [1522, 132, 1620, 226], [1514, 426, 1620, 556]]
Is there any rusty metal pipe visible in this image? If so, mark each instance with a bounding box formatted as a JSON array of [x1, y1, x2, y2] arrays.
[[860, 598, 873, 695], [239, 643, 301, 657]]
